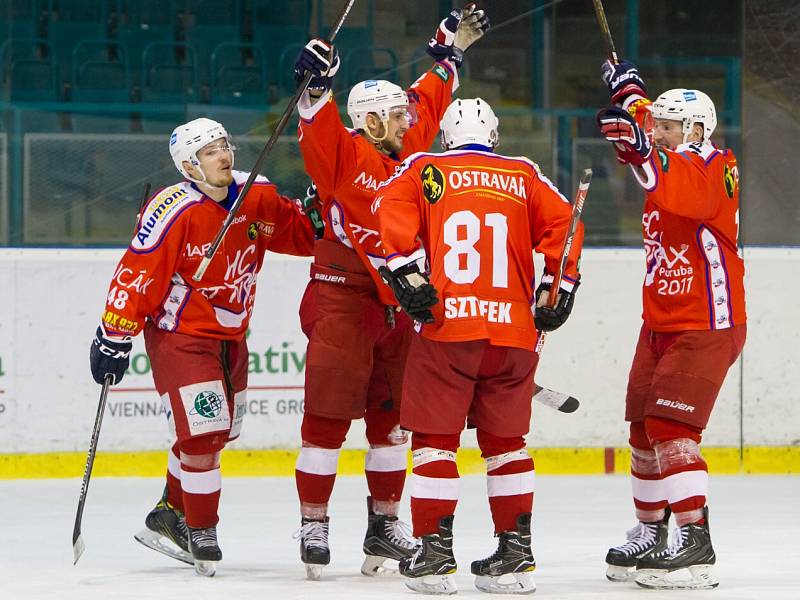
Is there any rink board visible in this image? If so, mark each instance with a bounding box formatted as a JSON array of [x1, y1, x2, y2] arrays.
[[0, 248, 797, 477]]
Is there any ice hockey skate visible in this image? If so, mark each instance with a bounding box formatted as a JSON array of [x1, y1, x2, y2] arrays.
[[294, 516, 330, 580], [133, 487, 194, 566], [605, 508, 670, 582], [634, 507, 718, 590], [400, 515, 458, 595], [471, 513, 536, 594], [361, 496, 419, 576], [188, 526, 221, 577]]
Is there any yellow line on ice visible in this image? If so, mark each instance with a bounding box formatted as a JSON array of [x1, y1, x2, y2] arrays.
[[1, 447, 798, 479]]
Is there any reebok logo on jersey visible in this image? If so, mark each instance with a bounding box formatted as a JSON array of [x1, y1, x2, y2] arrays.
[[656, 398, 695, 413], [444, 296, 512, 324]]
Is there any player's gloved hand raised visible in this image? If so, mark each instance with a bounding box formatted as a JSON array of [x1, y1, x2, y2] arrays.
[[293, 39, 340, 93], [596, 106, 653, 166], [378, 263, 438, 324], [426, 3, 490, 68], [601, 59, 647, 105], [89, 326, 132, 385], [534, 280, 580, 332]]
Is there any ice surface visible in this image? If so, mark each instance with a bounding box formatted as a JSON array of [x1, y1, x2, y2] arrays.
[[2, 474, 798, 599]]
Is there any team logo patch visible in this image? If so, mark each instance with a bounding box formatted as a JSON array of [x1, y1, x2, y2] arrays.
[[723, 164, 736, 198], [432, 64, 450, 82], [656, 149, 670, 172], [683, 90, 697, 101], [421, 164, 446, 204], [248, 220, 275, 240]]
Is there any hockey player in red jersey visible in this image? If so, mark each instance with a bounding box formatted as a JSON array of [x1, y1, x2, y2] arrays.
[[289, 5, 490, 580], [596, 61, 746, 590], [376, 98, 583, 595], [88, 118, 314, 576]]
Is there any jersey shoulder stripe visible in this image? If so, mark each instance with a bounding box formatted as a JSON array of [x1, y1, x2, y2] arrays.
[[130, 182, 202, 253], [233, 170, 270, 186]]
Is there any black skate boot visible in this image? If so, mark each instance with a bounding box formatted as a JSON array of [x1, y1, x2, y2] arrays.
[[399, 515, 457, 595], [294, 517, 330, 580], [605, 507, 670, 582], [361, 496, 419, 576], [189, 526, 222, 577], [471, 513, 536, 594], [134, 486, 193, 565], [635, 507, 718, 590]]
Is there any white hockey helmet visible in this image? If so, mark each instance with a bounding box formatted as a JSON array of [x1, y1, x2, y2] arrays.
[[169, 117, 232, 182], [440, 98, 499, 150], [347, 80, 409, 131], [651, 88, 717, 143]]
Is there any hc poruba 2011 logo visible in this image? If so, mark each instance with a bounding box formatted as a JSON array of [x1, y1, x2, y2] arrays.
[[191, 390, 224, 419]]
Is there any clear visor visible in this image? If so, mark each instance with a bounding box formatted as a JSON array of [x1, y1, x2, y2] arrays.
[[199, 140, 237, 158], [387, 104, 418, 127]]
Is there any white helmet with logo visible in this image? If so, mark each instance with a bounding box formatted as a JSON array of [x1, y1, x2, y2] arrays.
[[347, 80, 409, 132], [440, 98, 499, 150], [169, 117, 232, 182], [651, 88, 717, 143]]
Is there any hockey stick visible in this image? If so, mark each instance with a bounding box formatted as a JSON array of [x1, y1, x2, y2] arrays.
[[192, 0, 357, 282], [532, 169, 593, 413], [591, 0, 619, 64], [73, 373, 113, 564]]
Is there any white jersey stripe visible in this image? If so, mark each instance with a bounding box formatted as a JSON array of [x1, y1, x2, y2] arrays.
[[698, 226, 732, 329]]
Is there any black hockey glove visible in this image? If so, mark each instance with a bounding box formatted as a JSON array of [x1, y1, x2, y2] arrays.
[[293, 39, 340, 93], [601, 59, 647, 105], [378, 263, 438, 324], [534, 280, 580, 333], [89, 326, 132, 385], [426, 4, 489, 68]]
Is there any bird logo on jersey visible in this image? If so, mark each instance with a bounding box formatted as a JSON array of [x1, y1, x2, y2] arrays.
[[421, 164, 446, 204]]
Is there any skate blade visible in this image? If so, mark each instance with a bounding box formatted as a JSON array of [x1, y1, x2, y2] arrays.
[[134, 529, 194, 565], [361, 554, 400, 577], [475, 571, 536, 594], [194, 560, 217, 577], [635, 565, 719, 590], [605, 564, 636, 582], [405, 573, 458, 595], [305, 563, 325, 580]]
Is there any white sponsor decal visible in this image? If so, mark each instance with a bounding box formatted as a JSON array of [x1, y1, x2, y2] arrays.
[[354, 171, 381, 191], [443, 296, 512, 324], [656, 398, 696, 413], [179, 380, 230, 436], [448, 170, 527, 198], [113, 265, 155, 294], [314, 272, 346, 284], [133, 186, 195, 251]]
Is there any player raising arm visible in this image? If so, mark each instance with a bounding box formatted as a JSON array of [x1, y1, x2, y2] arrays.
[[88, 118, 314, 576], [376, 98, 583, 595], [597, 60, 746, 590], [288, 5, 489, 580]]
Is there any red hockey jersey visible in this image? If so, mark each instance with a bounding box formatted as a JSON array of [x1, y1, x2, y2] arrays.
[[100, 171, 314, 341], [377, 149, 583, 351], [629, 100, 746, 331], [296, 60, 459, 305]]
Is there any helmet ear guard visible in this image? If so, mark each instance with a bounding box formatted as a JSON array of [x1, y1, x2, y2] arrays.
[[169, 117, 232, 183], [651, 88, 717, 143], [439, 97, 499, 150]]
